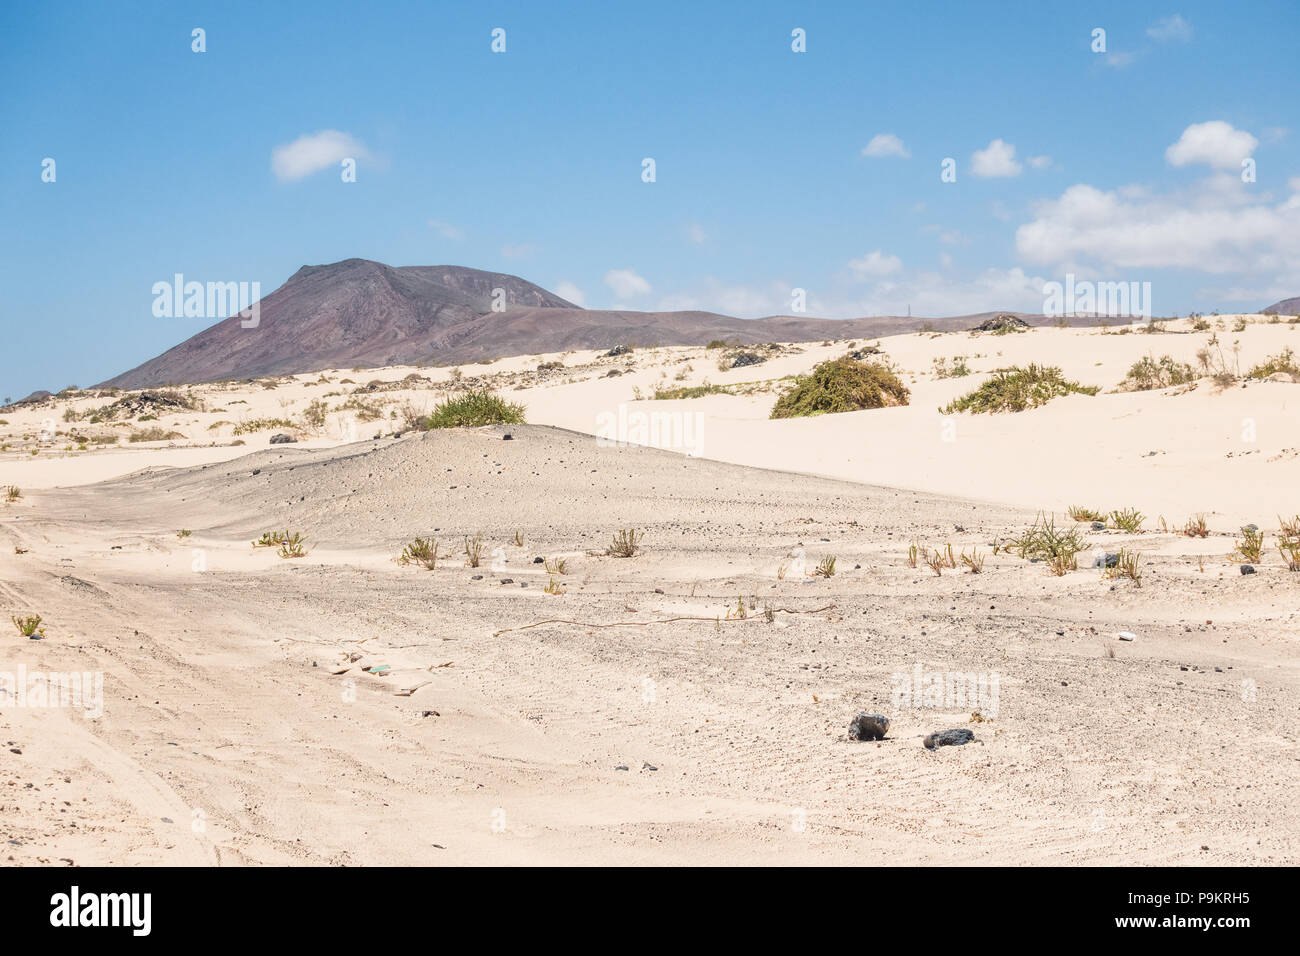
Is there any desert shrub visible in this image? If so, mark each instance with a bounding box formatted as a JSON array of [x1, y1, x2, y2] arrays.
[[813, 555, 837, 577], [1109, 507, 1145, 533], [931, 356, 971, 379], [941, 364, 1098, 414], [232, 418, 293, 435], [1067, 505, 1104, 523], [770, 357, 909, 419], [1231, 526, 1264, 563], [1122, 355, 1197, 391], [398, 537, 440, 569], [4, 486, 20, 502], [1248, 347, 1299, 379], [411, 390, 525, 429], [1182, 514, 1209, 537], [277, 532, 308, 559], [127, 427, 184, 443], [1102, 549, 1143, 586], [11, 614, 44, 637], [607, 528, 643, 557], [300, 399, 329, 429], [1008, 514, 1090, 565]]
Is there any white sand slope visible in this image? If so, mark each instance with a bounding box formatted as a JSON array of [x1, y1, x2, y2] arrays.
[[1, 314, 1297, 865]]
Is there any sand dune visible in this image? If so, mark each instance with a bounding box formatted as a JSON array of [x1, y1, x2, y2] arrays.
[[2, 316, 1298, 864]]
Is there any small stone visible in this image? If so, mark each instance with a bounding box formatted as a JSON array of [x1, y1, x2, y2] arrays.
[[1240, 564, 1256, 575], [642, 762, 658, 771], [269, 433, 297, 444], [1092, 552, 1120, 569], [614, 765, 629, 771], [499, 578, 514, 585], [847, 713, 890, 741], [533, 556, 544, 564], [1117, 632, 1136, 641], [502, 433, 513, 440], [1091, 521, 1105, 531]]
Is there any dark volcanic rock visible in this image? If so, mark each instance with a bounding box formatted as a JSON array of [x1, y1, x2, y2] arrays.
[[923, 728, 976, 749], [848, 713, 891, 741], [970, 313, 1030, 333], [1240, 564, 1256, 575], [269, 433, 297, 444]]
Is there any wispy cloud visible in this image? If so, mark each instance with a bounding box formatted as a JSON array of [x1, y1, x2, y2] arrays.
[[1147, 14, 1193, 43], [553, 280, 587, 307], [271, 130, 369, 182], [848, 250, 903, 278], [427, 219, 464, 240], [604, 269, 651, 298], [861, 133, 910, 159]]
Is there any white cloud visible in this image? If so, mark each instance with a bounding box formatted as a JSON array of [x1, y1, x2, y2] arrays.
[[657, 278, 792, 317], [1165, 120, 1258, 169], [1027, 155, 1052, 170], [971, 139, 1022, 178], [848, 250, 903, 278], [1015, 177, 1300, 275], [604, 269, 651, 298], [1147, 14, 1193, 42], [861, 133, 910, 159], [427, 219, 464, 240], [685, 223, 707, 244], [271, 130, 369, 182], [1101, 51, 1139, 69], [553, 281, 587, 307]]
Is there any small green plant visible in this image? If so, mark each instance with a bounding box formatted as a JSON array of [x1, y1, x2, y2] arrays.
[[1108, 508, 1145, 533], [252, 530, 283, 548], [4, 486, 21, 502], [177, 529, 192, 539], [1103, 549, 1143, 586], [961, 548, 984, 573], [11, 614, 44, 638], [943, 543, 957, 569], [398, 536, 440, 570], [464, 532, 484, 568], [813, 555, 837, 577], [543, 577, 565, 595], [513, 530, 525, 547], [277, 532, 308, 559], [1182, 514, 1209, 538], [906, 539, 919, 568], [1047, 552, 1077, 576], [1067, 505, 1104, 523], [925, 550, 945, 576], [940, 364, 1098, 414], [607, 528, 643, 557], [726, 596, 749, 619], [1231, 526, 1264, 563], [543, 557, 568, 575]]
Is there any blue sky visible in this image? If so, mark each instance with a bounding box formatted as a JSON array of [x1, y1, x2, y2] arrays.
[[1, 0, 1297, 399]]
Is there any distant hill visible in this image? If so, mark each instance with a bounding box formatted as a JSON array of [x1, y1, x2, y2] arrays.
[[101, 258, 1051, 388], [1262, 296, 1300, 315]]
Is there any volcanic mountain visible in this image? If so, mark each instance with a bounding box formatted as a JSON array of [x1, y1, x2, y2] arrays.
[[1262, 296, 1300, 315], [103, 258, 1042, 387]]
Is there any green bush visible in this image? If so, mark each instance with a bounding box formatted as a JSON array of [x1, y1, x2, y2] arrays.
[[770, 357, 909, 419], [413, 390, 526, 429], [1122, 355, 1196, 391], [941, 364, 1098, 414]]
